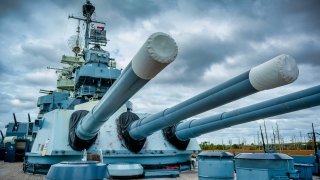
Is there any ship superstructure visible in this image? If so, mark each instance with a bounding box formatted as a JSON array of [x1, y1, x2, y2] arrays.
[[37, 0, 120, 117]]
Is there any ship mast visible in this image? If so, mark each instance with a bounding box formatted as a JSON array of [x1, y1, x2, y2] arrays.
[[68, 0, 105, 49], [73, 20, 81, 57]]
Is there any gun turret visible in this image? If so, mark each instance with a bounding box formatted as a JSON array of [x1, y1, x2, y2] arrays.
[[124, 54, 299, 152], [168, 85, 320, 149], [69, 32, 178, 150], [23, 1, 320, 175]]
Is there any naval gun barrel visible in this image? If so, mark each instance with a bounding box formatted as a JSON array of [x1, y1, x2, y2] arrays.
[[0, 130, 4, 142], [28, 113, 31, 123], [128, 54, 299, 143], [70, 32, 178, 150], [173, 85, 320, 147], [13, 113, 18, 126]]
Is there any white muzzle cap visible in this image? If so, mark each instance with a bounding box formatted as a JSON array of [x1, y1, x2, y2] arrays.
[[249, 54, 299, 91], [132, 32, 178, 80]]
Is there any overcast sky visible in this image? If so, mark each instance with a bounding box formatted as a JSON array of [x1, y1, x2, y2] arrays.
[[0, 0, 319, 144]]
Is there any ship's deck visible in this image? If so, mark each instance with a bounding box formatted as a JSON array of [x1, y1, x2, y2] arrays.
[[0, 161, 198, 180], [1, 161, 320, 180]]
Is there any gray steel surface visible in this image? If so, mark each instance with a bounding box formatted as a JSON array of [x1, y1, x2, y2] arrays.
[[175, 85, 320, 140], [129, 71, 257, 140]]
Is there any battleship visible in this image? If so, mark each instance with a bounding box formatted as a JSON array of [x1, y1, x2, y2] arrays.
[[0, 1, 319, 179]]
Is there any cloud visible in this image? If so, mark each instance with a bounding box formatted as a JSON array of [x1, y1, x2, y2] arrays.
[[0, 0, 28, 16], [0, 61, 6, 77], [0, 0, 319, 144]]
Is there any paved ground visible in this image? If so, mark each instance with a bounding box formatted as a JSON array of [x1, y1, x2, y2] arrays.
[[0, 162, 44, 180]]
